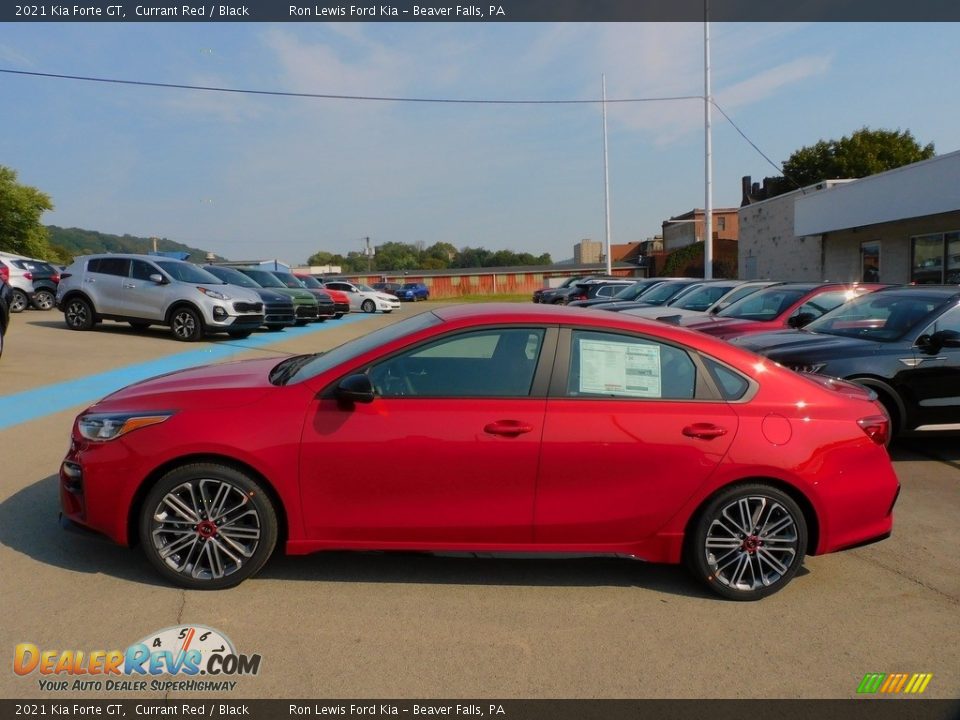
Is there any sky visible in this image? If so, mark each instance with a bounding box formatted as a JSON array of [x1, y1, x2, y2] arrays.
[[1, 22, 959, 264]]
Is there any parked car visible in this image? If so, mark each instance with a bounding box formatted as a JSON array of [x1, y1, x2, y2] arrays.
[[296, 275, 349, 318], [731, 285, 960, 439], [202, 265, 296, 331], [533, 276, 584, 304], [271, 270, 336, 321], [322, 280, 401, 313], [8, 258, 60, 311], [536, 276, 622, 305], [675, 283, 886, 340], [394, 282, 430, 302], [599, 278, 707, 313], [59, 304, 898, 599], [565, 279, 635, 303], [56, 254, 265, 341], [232, 267, 319, 325], [624, 281, 777, 322], [567, 278, 668, 308], [0, 279, 11, 359], [0, 256, 36, 313]]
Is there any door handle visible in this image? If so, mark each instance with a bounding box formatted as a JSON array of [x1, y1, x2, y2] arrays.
[[123, 283, 136, 288], [484, 420, 534, 437], [682, 423, 728, 440]]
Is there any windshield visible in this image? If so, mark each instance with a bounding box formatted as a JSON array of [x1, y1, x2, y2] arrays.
[[717, 287, 808, 320], [155, 261, 225, 285], [240, 269, 285, 288], [298, 275, 322, 288], [204, 266, 259, 289], [804, 293, 948, 341], [638, 282, 693, 305], [713, 284, 767, 311], [400, 283, 418, 290], [670, 283, 737, 311], [273, 272, 305, 289], [286, 312, 443, 385]]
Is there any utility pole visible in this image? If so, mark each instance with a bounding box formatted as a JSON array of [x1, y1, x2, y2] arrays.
[[364, 236, 373, 272], [602, 74, 612, 277], [703, 2, 714, 280]]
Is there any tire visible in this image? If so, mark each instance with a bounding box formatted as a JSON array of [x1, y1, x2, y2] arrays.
[[228, 330, 252, 339], [170, 306, 204, 342], [32, 289, 55, 311], [334, 313, 344, 320], [10, 289, 29, 313], [139, 463, 278, 590], [129, 320, 151, 330], [265, 325, 285, 332], [64, 297, 95, 331], [361, 299, 376, 313], [383, 310, 392, 314], [686, 483, 807, 601]]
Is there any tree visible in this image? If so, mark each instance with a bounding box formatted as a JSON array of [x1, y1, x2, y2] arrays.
[[0, 165, 55, 259], [781, 127, 935, 188]]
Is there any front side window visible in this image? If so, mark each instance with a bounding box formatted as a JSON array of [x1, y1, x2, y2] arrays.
[[368, 328, 545, 398], [920, 302, 960, 337], [566, 330, 696, 400], [131, 260, 160, 281], [789, 290, 857, 322]]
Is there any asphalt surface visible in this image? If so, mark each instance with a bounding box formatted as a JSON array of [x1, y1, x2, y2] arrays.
[[1, 305, 958, 700]]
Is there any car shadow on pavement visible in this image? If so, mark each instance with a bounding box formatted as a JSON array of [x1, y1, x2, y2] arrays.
[[0, 475, 169, 588], [6, 475, 810, 598], [891, 437, 960, 465]]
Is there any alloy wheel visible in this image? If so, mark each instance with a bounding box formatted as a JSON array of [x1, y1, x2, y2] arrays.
[[10, 290, 28, 313]]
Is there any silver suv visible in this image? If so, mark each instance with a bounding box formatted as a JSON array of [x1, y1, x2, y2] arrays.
[[0, 254, 36, 313], [56, 254, 265, 341]]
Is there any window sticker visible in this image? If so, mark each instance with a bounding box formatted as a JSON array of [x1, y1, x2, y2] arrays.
[[579, 339, 661, 397]]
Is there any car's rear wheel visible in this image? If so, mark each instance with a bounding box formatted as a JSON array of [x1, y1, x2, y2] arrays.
[[10, 289, 29, 313], [361, 299, 376, 313], [32, 289, 55, 311], [170, 307, 204, 342], [139, 463, 278, 590], [686, 483, 807, 601], [64, 297, 95, 330]]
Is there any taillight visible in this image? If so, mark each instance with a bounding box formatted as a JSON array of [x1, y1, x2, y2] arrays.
[[52, 273, 61, 283], [23, 272, 32, 280], [0, 266, 8, 283], [858, 415, 890, 446]]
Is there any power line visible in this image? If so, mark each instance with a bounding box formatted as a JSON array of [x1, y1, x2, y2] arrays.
[[0, 67, 702, 105]]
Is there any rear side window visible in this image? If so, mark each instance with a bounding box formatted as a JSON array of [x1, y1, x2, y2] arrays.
[[89, 258, 130, 276], [567, 330, 696, 400], [702, 357, 750, 401]]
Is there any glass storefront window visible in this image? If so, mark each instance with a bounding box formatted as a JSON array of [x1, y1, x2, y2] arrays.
[[912, 234, 949, 284], [947, 232, 960, 285], [861, 240, 880, 282]]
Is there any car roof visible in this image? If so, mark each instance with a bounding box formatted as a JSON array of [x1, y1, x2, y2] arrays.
[[875, 285, 960, 297]]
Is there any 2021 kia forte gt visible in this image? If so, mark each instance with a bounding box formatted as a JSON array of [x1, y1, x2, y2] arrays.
[[59, 304, 899, 600]]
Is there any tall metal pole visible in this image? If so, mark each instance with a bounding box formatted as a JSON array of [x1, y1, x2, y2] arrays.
[[602, 74, 612, 276], [703, 3, 714, 280]]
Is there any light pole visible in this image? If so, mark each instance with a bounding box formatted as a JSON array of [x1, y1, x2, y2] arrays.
[[602, 74, 612, 277], [703, 2, 713, 280]]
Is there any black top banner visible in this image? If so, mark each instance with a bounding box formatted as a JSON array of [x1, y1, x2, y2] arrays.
[[6, 0, 960, 22]]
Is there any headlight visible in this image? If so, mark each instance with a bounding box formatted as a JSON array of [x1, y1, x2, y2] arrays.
[[787, 362, 827, 374], [77, 413, 173, 441], [197, 287, 232, 300]]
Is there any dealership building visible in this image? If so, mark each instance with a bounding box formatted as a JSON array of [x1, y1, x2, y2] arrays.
[[739, 149, 960, 284]]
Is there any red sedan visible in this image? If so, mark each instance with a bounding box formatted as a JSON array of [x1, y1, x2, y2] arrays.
[[676, 282, 885, 339], [59, 304, 899, 600]]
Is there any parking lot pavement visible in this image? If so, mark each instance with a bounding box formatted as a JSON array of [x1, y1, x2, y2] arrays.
[[1, 308, 958, 700]]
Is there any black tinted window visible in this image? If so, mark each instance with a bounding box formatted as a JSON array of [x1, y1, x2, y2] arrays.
[[131, 260, 159, 281], [90, 258, 130, 277], [703, 358, 750, 400]]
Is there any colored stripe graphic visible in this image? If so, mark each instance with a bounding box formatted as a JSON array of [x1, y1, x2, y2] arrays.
[[858, 672, 933, 694], [0, 313, 373, 431]]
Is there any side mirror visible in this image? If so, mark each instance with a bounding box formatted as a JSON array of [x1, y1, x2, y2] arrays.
[[788, 312, 816, 329], [149, 273, 167, 285], [918, 329, 960, 354], [336, 374, 375, 404]]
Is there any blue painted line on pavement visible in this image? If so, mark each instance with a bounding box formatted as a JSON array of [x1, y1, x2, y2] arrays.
[[0, 313, 375, 431]]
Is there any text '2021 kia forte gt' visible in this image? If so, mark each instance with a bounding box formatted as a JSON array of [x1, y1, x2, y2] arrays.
[[59, 305, 900, 600]]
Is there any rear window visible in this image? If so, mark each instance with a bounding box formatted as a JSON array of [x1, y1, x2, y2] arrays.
[[702, 357, 751, 400]]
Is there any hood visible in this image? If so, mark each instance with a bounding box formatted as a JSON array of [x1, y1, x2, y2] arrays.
[[628, 307, 710, 322], [92, 357, 279, 411], [730, 330, 884, 360], [276, 288, 315, 302], [375, 292, 397, 301], [255, 289, 294, 304]]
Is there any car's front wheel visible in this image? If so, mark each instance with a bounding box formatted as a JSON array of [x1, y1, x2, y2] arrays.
[[361, 299, 376, 313], [139, 463, 278, 590], [170, 307, 204, 342], [686, 483, 807, 601]]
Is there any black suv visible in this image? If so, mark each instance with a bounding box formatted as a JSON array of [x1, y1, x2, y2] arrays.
[[0, 279, 11, 358], [732, 285, 960, 438]]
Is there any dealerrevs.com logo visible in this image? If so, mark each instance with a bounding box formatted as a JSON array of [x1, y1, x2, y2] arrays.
[[13, 625, 261, 692]]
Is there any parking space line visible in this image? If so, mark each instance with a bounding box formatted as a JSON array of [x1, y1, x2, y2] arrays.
[[0, 314, 374, 431]]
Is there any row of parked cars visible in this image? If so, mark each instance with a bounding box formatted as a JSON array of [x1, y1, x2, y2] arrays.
[[533, 275, 960, 440], [49, 253, 403, 343], [0, 252, 62, 313]]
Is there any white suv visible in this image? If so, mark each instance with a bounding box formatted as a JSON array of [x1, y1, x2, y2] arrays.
[[56, 254, 265, 341]]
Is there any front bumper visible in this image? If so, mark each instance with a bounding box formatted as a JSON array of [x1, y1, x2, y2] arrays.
[[294, 304, 320, 320], [264, 301, 296, 327], [315, 300, 336, 319], [376, 298, 401, 311]]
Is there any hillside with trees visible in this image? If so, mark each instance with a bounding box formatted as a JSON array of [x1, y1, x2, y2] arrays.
[[46, 226, 225, 263], [308, 241, 552, 273]]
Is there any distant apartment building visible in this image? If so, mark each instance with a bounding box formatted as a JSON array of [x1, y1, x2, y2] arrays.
[[662, 208, 739, 251], [573, 238, 603, 264]]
